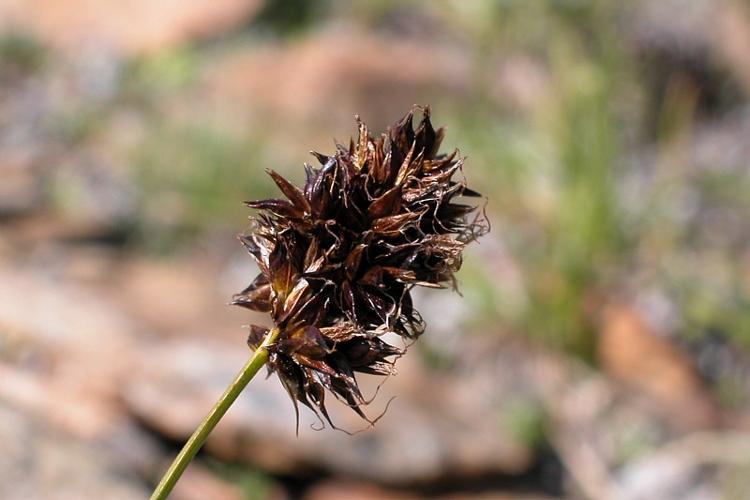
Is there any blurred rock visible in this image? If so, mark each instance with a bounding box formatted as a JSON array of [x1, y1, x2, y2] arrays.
[[714, 1, 750, 94], [0, 361, 124, 439], [618, 446, 719, 500], [526, 338, 747, 499], [0, 402, 145, 500], [616, 431, 750, 500], [0, 65, 53, 219], [636, 0, 750, 121], [691, 106, 750, 173], [306, 481, 557, 500], [0, 149, 43, 218], [49, 154, 137, 241], [123, 336, 533, 484], [598, 304, 719, 430], [114, 257, 257, 338], [0, 265, 137, 437], [0, 156, 138, 248], [632, 0, 715, 56], [168, 464, 245, 500], [0, 0, 264, 55], [204, 27, 473, 132], [0, 397, 242, 499], [633, 0, 750, 97]]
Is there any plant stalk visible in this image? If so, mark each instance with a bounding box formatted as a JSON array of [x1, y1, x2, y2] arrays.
[[150, 328, 281, 500]]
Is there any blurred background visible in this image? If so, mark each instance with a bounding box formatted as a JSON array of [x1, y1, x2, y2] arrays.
[[2, 0, 750, 498]]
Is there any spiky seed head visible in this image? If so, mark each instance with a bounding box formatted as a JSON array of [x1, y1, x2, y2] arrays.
[[234, 106, 488, 430]]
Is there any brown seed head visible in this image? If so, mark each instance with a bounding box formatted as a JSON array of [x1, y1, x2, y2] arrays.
[[234, 106, 488, 430]]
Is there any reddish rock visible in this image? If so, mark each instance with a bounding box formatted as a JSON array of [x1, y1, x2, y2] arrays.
[[0, 0, 264, 55], [598, 304, 720, 430], [204, 28, 472, 131]]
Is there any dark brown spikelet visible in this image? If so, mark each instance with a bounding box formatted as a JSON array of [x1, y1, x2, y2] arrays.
[[234, 106, 488, 431]]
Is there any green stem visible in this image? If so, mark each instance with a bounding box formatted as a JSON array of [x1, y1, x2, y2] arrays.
[[150, 328, 280, 500]]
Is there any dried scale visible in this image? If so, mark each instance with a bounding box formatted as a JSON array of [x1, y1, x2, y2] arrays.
[[233, 106, 489, 429]]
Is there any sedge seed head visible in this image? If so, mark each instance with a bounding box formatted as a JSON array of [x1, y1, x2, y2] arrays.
[[233, 106, 488, 430]]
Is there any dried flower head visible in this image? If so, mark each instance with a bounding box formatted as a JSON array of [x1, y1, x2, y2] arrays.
[[233, 106, 488, 430]]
